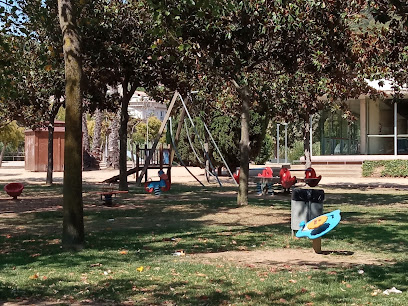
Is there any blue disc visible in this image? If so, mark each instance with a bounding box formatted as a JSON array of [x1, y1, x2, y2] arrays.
[[296, 210, 341, 239]]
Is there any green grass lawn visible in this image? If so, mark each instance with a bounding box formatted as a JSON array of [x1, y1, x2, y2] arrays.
[[0, 183, 407, 305]]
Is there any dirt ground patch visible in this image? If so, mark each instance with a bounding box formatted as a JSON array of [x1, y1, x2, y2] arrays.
[[192, 248, 392, 271]]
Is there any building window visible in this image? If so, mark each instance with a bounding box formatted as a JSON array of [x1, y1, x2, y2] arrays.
[[319, 100, 360, 155], [367, 99, 394, 154], [397, 100, 408, 154]]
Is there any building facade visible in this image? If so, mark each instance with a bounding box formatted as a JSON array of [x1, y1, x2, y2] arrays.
[[128, 91, 167, 121], [311, 80, 408, 163]]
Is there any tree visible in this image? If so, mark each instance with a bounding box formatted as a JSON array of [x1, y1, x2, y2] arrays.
[[106, 111, 120, 169], [58, 0, 84, 250], [150, 0, 370, 205], [91, 108, 104, 159], [81, 0, 163, 191], [364, 1, 408, 87], [1, 0, 65, 185], [0, 121, 24, 167]]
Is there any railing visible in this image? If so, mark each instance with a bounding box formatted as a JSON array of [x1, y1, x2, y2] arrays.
[[2, 154, 25, 161], [135, 144, 170, 167]]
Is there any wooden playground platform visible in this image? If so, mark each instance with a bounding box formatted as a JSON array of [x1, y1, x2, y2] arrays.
[[103, 145, 171, 184]]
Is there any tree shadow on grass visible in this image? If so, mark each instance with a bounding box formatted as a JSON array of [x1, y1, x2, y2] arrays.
[[0, 272, 298, 305], [324, 190, 408, 206]]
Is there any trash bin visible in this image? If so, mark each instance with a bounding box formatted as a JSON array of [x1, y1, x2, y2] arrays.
[[291, 188, 324, 232]]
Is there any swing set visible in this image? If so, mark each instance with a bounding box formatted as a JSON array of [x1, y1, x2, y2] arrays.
[[104, 91, 237, 189]]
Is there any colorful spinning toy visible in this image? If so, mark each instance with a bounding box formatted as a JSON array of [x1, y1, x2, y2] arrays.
[[296, 209, 341, 239]]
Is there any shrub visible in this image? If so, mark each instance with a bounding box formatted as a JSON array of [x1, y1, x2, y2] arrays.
[[254, 134, 273, 165], [362, 160, 408, 177], [286, 140, 321, 162]]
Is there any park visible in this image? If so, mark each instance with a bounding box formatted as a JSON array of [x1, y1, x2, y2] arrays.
[[1, 162, 408, 305], [1, 0, 408, 305]]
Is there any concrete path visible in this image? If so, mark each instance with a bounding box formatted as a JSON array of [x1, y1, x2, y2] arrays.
[[0, 161, 407, 188]]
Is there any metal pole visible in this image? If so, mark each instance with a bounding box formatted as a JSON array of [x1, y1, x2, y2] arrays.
[[202, 121, 238, 186], [277, 124, 280, 164], [146, 117, 149, 146], [284, 123, 288, 164], [169, 117, 205, 187], [178, 93, 222, 187], [394, 102, 398, 155], [136, 91, 178, 186], [310, 115, 313, 159]]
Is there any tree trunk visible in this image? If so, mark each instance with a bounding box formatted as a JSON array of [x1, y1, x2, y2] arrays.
[[0, 143, 6, 167], [204, 142, 210, 183], [237, 85, 251, 206], [82, 113, 90, 153], [46, 99, 61, 185], [303, 116, 312, 169], [119, 82, 136, 191], [46, 122, 54, 185], [58, 0, 84, 250], [107, 112, 120, 169], [91, 108, 103, 160]]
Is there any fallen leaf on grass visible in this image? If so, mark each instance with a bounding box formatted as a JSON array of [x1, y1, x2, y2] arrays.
[[29, 273, 39, 280], [119, 250, 129, 255], [342, 281, 352, 288], [137, 266, 144, 272], [196, 272, 207, 277], [289, 279, 297, 283]]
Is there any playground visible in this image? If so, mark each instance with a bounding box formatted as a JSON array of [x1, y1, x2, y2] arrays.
[[1, 163, 408, 305]]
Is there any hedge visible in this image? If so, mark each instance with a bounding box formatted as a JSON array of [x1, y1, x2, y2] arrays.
[[362, 160, 408, 177]]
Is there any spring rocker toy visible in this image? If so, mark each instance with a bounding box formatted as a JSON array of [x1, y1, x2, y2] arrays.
[[144, 170, 171, 196], [256, 167, 274, 195], [304, 167, 322, 187], [279, 168, 297, 191], [4, 182, 24, 200], [296, 209, 341, 253]]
